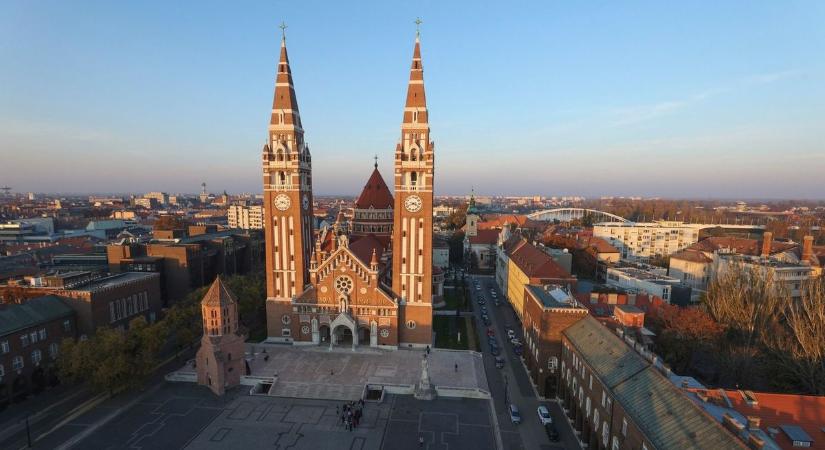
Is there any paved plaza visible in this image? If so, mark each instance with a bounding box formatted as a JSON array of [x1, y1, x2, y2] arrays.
[[171, 344, 489, 401], [63, 383, 497, 450]]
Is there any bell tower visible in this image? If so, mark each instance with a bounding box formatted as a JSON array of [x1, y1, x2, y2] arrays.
[[392, 28, 434, 346], [263, 28, 314, 339]]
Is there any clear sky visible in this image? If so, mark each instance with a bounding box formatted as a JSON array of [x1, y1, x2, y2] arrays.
[[1, 1, 824, 199]]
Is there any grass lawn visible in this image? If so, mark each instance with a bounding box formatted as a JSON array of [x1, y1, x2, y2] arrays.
[[433, 315, 470, 350], [440, 283, 472, 311]]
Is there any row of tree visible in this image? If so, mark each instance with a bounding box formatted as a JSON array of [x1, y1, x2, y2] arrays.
[[57, 273, 266, 395], [650, 268, 825, 394]]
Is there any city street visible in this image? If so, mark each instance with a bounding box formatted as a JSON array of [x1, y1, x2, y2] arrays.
[[466, 274, 579, 450]]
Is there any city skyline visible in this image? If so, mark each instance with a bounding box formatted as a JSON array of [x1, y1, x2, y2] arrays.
[[2, 1, 824, 198]]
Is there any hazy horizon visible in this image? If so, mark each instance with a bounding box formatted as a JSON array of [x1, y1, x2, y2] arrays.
[[2, 1, 824, 198]]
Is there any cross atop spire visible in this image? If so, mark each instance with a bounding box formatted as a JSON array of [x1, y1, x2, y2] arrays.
[[415, 17, 422, 38], [374, 154, 378, 169], [279, 21, 288, 42]]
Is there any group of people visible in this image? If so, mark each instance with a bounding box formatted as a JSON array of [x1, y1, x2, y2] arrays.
[[337, 399, 365, 432]]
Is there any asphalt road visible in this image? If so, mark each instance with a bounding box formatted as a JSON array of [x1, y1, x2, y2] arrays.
[[467, 274, 579, 450]]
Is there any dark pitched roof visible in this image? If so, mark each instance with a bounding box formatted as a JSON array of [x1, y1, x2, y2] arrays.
[[0, 295, 74, 336], [355, 167, 394, 210], [564, 317, 745, 450], [201, 277, 237, 307]]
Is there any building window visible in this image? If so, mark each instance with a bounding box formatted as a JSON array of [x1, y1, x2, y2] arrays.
[[406, 320, 417, 329], [281, 329, 291, 337], [13, 356, 24, 370], [32, 349, 42, 365], [39, 328, 46, 340], [0, 340, 8, 354], [612, 437, 619, 450], [30, 332, 38, 344], [49, 343, 59, 359], [0, 364, 3, 377], [20, 334, 29, 347], [622, 418, 628, 436]]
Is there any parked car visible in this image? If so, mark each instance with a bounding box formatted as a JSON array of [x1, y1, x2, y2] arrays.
[[486, 327, 495, 337], [481, 307, 488, 314], [510, 338, 521, 346], [509, 404, 521, 424], [483, 318, 491, 326], [537, 406, 553, 425], [495, 356, 505, 368], [513, 345, 523, 356], [478, 299, 486, 305], [490, 345, 500, 356], [494, 300, 500, 306], [544, 423, 560, 441], [475, 285, 481, 291]]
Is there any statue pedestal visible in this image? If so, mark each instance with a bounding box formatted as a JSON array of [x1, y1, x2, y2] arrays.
[[414, 381, 437, 400], [414, 355, 437, 400]]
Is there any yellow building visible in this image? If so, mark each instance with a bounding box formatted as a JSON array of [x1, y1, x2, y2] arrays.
[[505, 239, 577, 320]]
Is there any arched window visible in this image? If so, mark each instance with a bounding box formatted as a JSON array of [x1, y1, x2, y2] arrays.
[[410, 172, 418, 186]]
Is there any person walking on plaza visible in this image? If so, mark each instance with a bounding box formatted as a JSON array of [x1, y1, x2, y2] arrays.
[[454, 362, 458, 372], [419, 435, 425, 448]]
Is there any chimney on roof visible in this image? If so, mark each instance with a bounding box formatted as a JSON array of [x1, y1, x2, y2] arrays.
[[801, 235, 814, 264], [761, 232, 773, 258], [746, 416, 761, 430]]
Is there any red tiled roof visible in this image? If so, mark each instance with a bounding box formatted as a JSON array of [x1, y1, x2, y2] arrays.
[[467, 229, 499, 245], [355, 167, 393, 210], [509, 241, 573, 280], [691, 389, 825, 450], [689, 237, 796, 256], [478, 214, 543, 230], [585, 236, 619, 254], [348, 234, 385, 267], [671, 249, 713, 264]]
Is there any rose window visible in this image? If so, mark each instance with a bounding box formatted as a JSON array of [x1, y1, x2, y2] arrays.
[[334, 276, 353, 294]]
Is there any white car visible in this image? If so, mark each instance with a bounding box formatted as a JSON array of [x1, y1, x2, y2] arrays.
[[537, 405, 553, 425], [509, 404, 521, 424], [507, 330, 516, 339]]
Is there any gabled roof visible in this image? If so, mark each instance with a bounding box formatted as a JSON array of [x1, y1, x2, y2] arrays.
[[201, 276, 237, 307], [467, 229, 499, 246], [564, 317, 745, 450], [349, 234, 385, 267], [0, 295, 74, 336], [355, 167, 394, 210], [509, 240, 573, 280]]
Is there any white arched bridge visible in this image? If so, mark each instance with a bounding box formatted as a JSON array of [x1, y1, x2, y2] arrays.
[[527, 208, 630, 223]]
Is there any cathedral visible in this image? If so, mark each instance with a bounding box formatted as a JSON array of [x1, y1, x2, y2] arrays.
[[262, 30, 435, 349]]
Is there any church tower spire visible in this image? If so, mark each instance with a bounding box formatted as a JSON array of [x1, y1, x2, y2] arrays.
[[392, 25, 434, 346], [263, 25, 315, 340]]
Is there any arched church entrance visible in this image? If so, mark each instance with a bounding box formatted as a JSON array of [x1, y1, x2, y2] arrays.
[[333, 325, 354, 348]]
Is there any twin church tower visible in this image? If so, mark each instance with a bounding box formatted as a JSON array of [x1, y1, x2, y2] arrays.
[[262, 28, 435, 348]]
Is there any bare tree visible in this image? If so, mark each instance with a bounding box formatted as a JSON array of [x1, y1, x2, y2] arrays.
[[764, 278, 825, 394]]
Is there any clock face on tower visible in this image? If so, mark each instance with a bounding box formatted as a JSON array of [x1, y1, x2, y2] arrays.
[[404, 195, 423, 213], [274, 194, 291, 211], [302, 194, 309, 211]]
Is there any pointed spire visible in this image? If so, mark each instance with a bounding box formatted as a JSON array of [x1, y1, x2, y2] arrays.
[[270, 24, 302, 136], [370, 248, 379, 269], [403, 27, 427, 119], [201, 276, 237, 307]]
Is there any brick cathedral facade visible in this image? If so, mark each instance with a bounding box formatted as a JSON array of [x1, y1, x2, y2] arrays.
[[263, 32, 434, 349]]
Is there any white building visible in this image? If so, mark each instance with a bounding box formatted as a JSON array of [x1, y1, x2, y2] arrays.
[[433, 205, 455, 218], [713, 254, 814, 300], [605, 266, 681, 303], [594, 221, 701, 262], [144, 191, 169, 205], [227, 204, 264, 230], [433, 239, 450, 269]]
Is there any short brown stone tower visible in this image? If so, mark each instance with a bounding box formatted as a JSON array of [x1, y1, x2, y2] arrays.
[[196, 277, 246, 396]]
